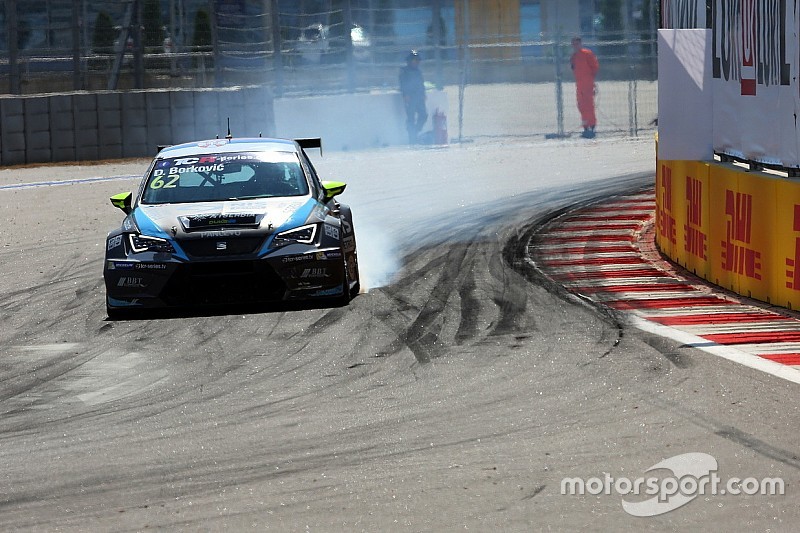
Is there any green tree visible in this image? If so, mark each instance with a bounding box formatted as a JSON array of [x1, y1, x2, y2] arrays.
[[327, 0, 347, 63], [192, 9, 213, 51], [374, 0, 395, 38], [92, 11, 116, 54], [427, 14, 446, 47], [142, 0, 165, 48], [597, 0, 623, 56]]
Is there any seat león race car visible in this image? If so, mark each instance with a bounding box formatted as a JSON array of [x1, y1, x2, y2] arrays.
[[103, 137, 359, 317]]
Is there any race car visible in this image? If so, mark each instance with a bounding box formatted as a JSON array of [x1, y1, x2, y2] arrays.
[[103, 136, 359, 317]]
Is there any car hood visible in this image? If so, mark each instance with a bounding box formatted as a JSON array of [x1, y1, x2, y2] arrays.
[[133, 197, 318, 239]]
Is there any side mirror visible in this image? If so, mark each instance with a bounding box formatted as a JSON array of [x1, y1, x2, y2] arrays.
[[321, 181, 347, 202], [110, 192, 133, 214]]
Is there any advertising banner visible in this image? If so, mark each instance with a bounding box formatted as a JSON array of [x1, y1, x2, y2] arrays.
[[711, 0, 800, 168], [680, 161, 712, 277], [656, 160, 800, 309], [774, 180, 800, 309], [662, 0, 709, 29], [656, 160, 679, 259], [732, 171, 776, 302]]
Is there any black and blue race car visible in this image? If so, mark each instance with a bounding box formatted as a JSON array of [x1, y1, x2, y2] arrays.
[[103, 137, 359, 317]]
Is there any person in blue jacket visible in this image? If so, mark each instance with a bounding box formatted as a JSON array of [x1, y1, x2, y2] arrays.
[[399, 50, 427, 144]]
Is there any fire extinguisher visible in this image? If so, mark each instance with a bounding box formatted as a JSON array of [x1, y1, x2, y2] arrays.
[[433, 108, 448, 145]]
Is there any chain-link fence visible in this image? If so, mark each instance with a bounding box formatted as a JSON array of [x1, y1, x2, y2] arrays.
[[0, 0, 658, 141]]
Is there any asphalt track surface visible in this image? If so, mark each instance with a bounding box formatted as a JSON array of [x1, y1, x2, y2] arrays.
[[0, 137, 798, 531]]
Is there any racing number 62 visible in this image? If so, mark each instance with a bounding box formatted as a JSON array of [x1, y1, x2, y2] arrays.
[[150, 175, 179, 189]]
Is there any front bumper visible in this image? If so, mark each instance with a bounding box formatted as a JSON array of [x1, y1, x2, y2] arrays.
[[104, 247, 345, 309]]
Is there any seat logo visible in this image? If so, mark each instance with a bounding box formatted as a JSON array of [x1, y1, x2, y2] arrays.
[[216, 241, 227, 251]]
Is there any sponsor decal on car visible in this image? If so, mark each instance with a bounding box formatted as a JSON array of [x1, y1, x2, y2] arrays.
[[117, 277, 147, 288], [283, 254, 314, 263], [107, 235, 123, 251], [195, 139, 230, 148], [314, 250, 343, 260], [310, 286, 343, 297], [324, 224, 340, 240], [107, 261, 135, 270], [180, 214, 259, 229], [199, 230, 242, 238], [300, 268, 330, 279], [134, 263, 168, 271]]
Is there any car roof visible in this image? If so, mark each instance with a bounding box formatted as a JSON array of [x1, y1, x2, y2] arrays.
[[157, 137, 298, 159]]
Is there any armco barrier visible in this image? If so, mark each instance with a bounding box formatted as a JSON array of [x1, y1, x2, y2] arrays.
[[656, 158, 800, 310], [0, 86, 275, 166]]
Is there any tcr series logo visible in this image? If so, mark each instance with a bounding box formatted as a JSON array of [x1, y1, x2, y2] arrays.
[[684, 176, 707, 260], [657, 165, 677, 245], [721, 189, 761, 279], [712, 0, 791, 96]]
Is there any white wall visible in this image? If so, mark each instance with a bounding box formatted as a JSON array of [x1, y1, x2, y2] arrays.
[[540, 0, 580, 38], [274, 90, 449, 151], [657, 29, 713, 161]]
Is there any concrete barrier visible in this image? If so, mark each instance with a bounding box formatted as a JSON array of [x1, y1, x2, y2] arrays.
[[656, 158, 800, 310], [50, 94, 76, 161], [1, 98, 25, 166], [0, 86, 447, 165], [98, 92, 122, 160], [0, 86, 276, 166]]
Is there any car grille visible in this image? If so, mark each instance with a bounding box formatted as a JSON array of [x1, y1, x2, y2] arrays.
[[160, 260, 287, 306], [178, 237, 264, 258]]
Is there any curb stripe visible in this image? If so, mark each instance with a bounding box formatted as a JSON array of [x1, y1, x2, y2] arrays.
[[543, 257, 648, 267], [573, 283, 698, 294], [703, 331, 800, 345], [651, 313, 783, 326], [532, 187, 800, 385], [551, 268, 669, 280], [760, 354, 800, 364]]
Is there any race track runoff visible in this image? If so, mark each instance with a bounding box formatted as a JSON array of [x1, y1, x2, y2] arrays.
[[0, 137, 798, 531]]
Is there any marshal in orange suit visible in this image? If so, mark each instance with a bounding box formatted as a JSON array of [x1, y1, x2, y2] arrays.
[[570, 37, 600, 139]]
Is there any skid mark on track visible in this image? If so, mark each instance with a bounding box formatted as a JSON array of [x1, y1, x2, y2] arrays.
[[455, 266, 481, 344], [0, 343, 171, 423], [487, 250, 530, 337], [400, 243, 479, 363]]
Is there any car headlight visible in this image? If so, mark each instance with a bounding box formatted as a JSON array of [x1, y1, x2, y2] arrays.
[[270, 224, 318, 248], [128, 233, 175, 254]]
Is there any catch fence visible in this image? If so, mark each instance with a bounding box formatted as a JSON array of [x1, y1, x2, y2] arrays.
[[0, 0, 658, 142]]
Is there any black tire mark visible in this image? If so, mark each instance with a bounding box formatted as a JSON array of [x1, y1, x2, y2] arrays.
[[455, 262, 481, 344], [400, 243, 472, 363], [487, 248, 530, 337]]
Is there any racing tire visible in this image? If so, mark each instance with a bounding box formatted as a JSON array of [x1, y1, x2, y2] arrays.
[[106, 298, 137, 320], [334, 258, 352, 307], [106, 306, 129, 320], [338, 207, 360, 302]]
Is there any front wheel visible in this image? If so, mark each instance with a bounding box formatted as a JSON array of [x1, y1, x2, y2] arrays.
[[106, 305, 131, 320], [334, 257, 353, 307]]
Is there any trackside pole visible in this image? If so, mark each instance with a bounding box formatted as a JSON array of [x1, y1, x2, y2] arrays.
[[546, 32, 567, 139], [457, 1, 470, 143]]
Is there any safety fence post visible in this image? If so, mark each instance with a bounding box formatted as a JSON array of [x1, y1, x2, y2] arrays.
[[554, 30, 565, 138], [270, 0, 284, 97]]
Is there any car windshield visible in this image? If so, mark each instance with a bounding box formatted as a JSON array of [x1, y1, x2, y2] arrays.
[[141, 151, 309, 204]]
